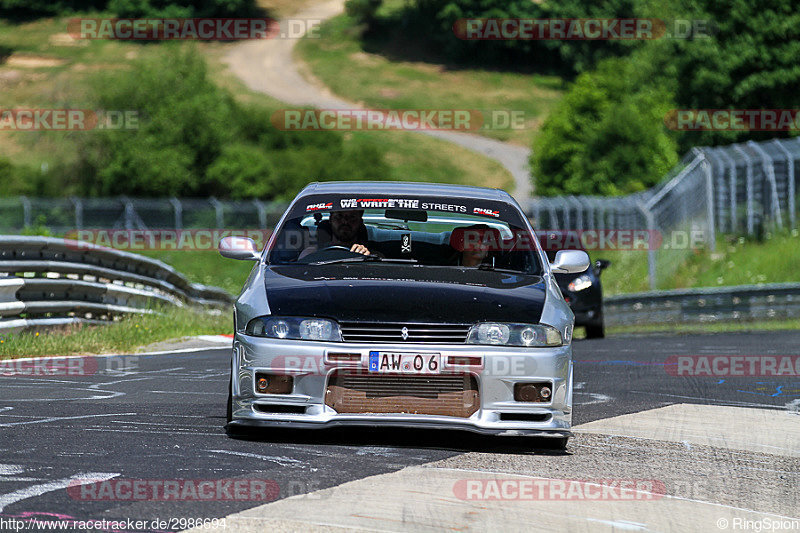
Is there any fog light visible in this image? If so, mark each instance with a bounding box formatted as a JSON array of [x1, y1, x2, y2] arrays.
[[254, 372, 293, 394], [328, 352, 361, 363], [447, 356, 482, 367], [540, 386, 552, 400], [513, 382, 553, 403], [514, 383, 540, 402]]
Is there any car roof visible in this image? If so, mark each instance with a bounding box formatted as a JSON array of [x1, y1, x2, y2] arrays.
[[298, 181, 517, 204]]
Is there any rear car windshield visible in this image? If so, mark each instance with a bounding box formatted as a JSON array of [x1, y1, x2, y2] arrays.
[[267, 196, 543, 275]]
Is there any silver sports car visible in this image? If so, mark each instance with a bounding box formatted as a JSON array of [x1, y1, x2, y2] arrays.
[[219, 182, 589, 448]]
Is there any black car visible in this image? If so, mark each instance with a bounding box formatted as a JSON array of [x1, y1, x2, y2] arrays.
[[545, 245, 610, 339]]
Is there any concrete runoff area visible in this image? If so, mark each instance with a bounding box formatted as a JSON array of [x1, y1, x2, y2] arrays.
[[188, 403, 800, 532], [574, 403, 800, 457]]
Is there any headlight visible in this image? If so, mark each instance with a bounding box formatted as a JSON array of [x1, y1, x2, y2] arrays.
[[245, 316, 342, 341], [466, 323, 563, 347], [568, 274, 593, 292]]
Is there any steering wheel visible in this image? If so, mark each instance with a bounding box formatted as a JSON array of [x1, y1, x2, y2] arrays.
[[320, 245, 353, 252]]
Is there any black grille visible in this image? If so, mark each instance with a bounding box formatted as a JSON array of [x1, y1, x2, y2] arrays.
[[340, 322, 470, 344]]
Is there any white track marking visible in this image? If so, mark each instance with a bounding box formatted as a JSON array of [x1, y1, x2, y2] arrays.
[[0, 464, 24, 475], [0, 344, 227, 364], [0, 413, 136, 428], [574, 392, 614, 405], [87, 377, 154, 389], [585, 518, 649, 531], [206, 449, 304, 467], [84, 428, 223, 437], [148, 390, 221, 395], [0, 472, 119, 512], [195, 335, 233, 344], [629, 390, 785, 409], [0, 387, 125, 402], [787, 399, 800, 413], [136, 346, 229, 356]]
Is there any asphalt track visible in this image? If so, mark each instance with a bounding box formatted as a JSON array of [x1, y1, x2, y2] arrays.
[[0, 331, 798, 531]]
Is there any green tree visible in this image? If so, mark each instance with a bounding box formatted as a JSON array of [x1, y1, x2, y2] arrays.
[[108, 0, 258, 18], [532, 55, 678, 196], [667, 0, 800, 150], [79, 46, 238, 196]]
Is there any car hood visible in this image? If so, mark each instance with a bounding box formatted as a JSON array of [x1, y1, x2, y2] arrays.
[[264, 264, 547, 324]]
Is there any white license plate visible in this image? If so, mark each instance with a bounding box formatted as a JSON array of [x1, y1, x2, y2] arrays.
[[368, 352, 440, 374]]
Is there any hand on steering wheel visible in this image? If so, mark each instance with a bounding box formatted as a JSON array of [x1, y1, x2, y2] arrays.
[[320, 244, 371, 256]]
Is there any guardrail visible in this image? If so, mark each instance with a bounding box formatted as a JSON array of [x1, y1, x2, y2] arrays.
[[604, 282, 800, 327], [0, 236, 233, 334]]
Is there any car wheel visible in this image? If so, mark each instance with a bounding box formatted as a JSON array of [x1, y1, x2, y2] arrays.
[[585, 320, 605, 339]]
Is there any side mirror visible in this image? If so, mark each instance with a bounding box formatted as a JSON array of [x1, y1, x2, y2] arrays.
[[594, 259, 611, 271], [550, 250, 590, 274], [219, 236, 260, 261]]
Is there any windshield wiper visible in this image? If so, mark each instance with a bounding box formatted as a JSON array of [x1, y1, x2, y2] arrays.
[[309, 256, 419, 266], [477, 264, 526, 274]]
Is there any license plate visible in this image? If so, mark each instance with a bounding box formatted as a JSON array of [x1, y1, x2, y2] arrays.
[[368, 352, 440, 374]]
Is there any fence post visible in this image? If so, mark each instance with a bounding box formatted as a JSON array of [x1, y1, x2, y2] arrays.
[[169, 198, 182, 230], [20, 196, 31, 228], [548, 203, 559, 231], [560, 197, 571, 230], [118, 196, 147, 230], [568, 196, 583, 229], [732, 144, 754, 235], [700, 149, 726, 232], [209, 197, 224, 228], [639, 203, 657, 290], [594, 198, 604, 233], [253, 199, 266, 228], [701, 156, 716, 251], [70, 197, 83, 231], [121, 196, 133, 230], [772, 139, 796, 229], [747, 140, 783, 229], [716, 148, 737, 234]]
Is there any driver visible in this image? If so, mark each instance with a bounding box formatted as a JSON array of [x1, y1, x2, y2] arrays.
[[300, 210, 371, 259]]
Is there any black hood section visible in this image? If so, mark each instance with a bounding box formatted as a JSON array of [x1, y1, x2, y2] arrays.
[[264, 264, 546, 324]]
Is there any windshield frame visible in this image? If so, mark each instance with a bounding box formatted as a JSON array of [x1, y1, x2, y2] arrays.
[[264, 192, 545, 275]]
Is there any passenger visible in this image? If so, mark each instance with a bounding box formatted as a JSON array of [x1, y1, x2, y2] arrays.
[[450, 225, 499, 267]]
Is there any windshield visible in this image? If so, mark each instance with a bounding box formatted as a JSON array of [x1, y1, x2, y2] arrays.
[[268, 198, 543, 275]]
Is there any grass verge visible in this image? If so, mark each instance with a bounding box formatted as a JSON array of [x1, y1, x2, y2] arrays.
[[295, 6, 563, 146], [141, 249, 254, 296], [606, 318, 800, 337], [598, 230, 800, 296], [0, 306, 229, 359]]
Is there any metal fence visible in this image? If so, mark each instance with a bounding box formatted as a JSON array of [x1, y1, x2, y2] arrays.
[[0, 197, 288, 235], [527, 137, 800, 289], [604, 282, 800, 327], [1, 137, 798, 290]]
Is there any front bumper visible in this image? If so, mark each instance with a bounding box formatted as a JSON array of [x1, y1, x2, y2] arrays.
[[229, 334, 573, 438]]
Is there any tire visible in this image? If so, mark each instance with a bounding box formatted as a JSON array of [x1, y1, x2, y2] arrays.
[[226, 373, 233, 424], [585, 319, 605, 339]]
